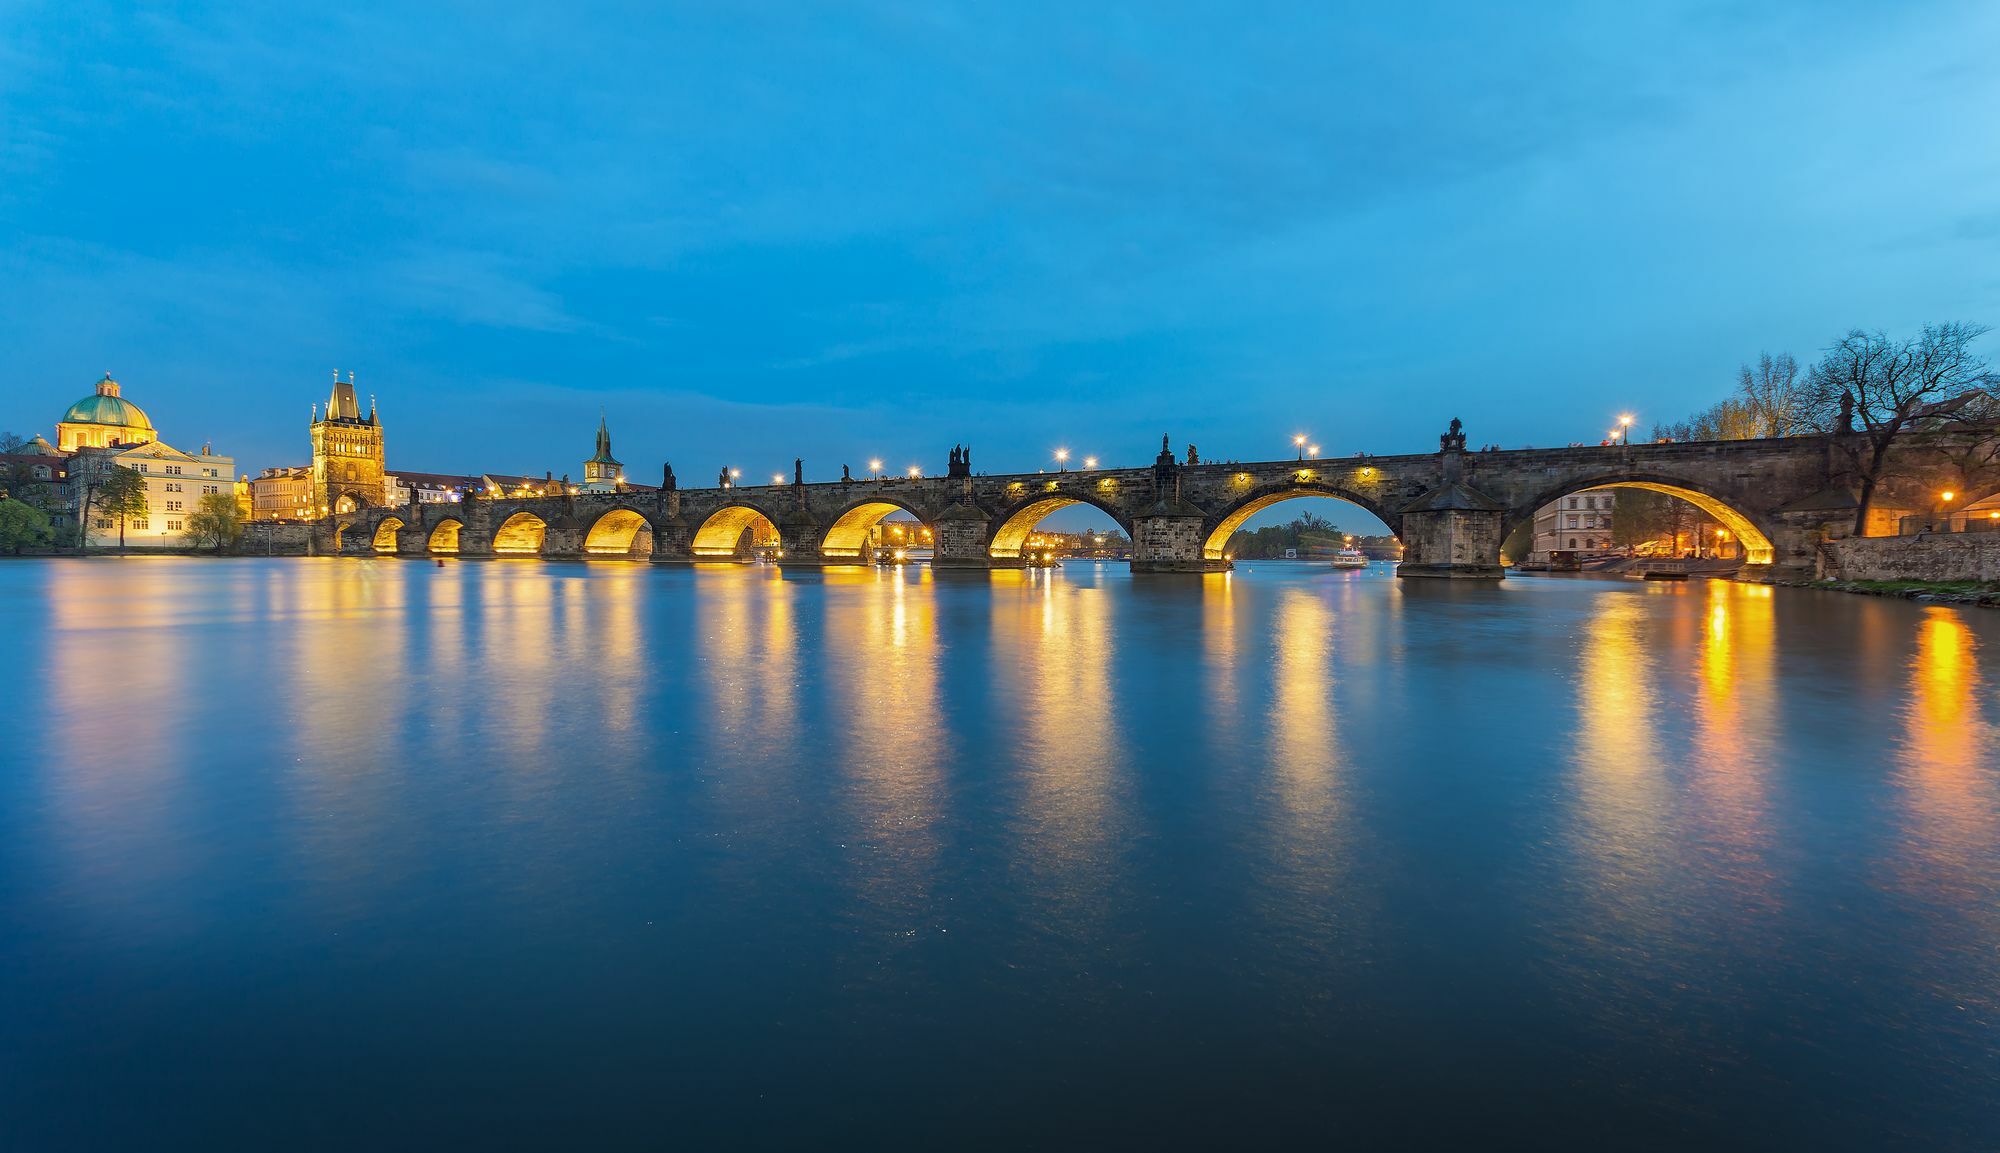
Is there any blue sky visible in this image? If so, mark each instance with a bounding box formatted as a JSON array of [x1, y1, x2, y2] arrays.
[[4, 1, 1997, 531]]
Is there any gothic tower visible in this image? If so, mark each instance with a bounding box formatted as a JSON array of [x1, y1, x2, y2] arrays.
[[310, 371, 386, 515], [582, 413, 623, 491]]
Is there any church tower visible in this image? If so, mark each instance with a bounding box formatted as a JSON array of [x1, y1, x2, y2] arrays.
[[582, 413, 623, 492], [310, 371, 386, 515]]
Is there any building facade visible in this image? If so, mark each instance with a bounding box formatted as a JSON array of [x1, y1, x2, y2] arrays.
[[74, 440, 235, 548], [310, 372, 386, 515], [247, 466, 314, 522], [581, 415, 624, 492], [57, 373, 157, 452], [1533, 489, 1619, 556]]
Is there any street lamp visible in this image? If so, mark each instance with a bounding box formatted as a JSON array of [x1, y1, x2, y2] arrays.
[[1294, 434, 1307, 460], [907, 465, 921, 478], [1308, 445, 1321, 458], [1055, 448, 1069, 472], [1619, 414, 1634, 445], [772, 473, 785, 486], [1083, 456, 1097, 470]]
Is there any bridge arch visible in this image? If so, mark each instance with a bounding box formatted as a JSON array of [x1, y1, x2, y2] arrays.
[[493, 510, 548, 555], [820, 498, 929, 559], [1201, 482, 1399, 562], [371, 516, 404, 554], [989, 491, 1134, 561], [584, 507, 654, 556], [427, 517, 463, 554], [692, 503, 781, 558], [1508, 475, 1776, 564]]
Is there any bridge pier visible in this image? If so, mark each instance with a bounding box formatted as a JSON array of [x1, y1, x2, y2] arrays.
[[1396, 487, 1506, 580], [649, 514, 695, 564], [932, 502, 995, 569], [1130, 508, 1224, 573]]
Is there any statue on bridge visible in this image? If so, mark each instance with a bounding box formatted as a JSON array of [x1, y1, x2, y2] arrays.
[[718, 467, 730, 489], [948, 444, 971, 478], [1441, 417, 1467, 453], [661, 462, 677, 491], [1186, 444, 1198, 466], [1838, 391, 1856, 434], [841, 463, 852, 483], [794, 458, 804, 486]]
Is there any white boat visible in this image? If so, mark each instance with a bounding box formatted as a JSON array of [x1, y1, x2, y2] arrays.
[[1331, 548, 1369, 569]]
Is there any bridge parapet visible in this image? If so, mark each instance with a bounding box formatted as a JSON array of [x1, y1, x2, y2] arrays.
[[291, 425, 1997, 581]]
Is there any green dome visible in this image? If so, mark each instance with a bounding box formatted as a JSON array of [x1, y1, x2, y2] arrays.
[[61, 374, 153, 431]]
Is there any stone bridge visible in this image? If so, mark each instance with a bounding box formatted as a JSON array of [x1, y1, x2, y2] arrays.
[[319, 425, 1982, 579]]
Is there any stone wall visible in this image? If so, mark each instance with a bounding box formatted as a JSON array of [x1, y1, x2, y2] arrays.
[[1825, 534, 2000, 583], [237, 521, 314, 555]]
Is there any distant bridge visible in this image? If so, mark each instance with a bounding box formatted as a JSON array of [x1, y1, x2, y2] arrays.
[[320, 424, 1981, 579]]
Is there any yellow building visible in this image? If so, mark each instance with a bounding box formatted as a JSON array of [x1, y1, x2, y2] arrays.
[[247, 465, 315, 521], [57, 372, 157, 452], [311, 371, 386, 514]]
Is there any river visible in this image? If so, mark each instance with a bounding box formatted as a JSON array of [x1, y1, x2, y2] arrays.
[[2, 558, 1996, 1150]]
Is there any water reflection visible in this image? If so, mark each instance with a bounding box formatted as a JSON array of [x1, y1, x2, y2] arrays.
[[991, 567, 1125, 943], [8, 560, 2000, 1150], [1894, 609, 2000, 1006], [823, 567, 946, 942]]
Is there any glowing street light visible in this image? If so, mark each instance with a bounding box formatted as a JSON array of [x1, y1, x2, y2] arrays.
[[1619, 414, 1634, 445], [1055, 448, 1070, 472], [868, 458, 883, 479], [1308, 445, 1321, 458], [1294, 434, 1307, 460], [907, 465, 922, 478], [1083, 456, 1098, 470], [772, 473, 786, 486]]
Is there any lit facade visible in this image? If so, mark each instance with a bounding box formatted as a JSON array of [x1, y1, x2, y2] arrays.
[[1533, 490, 1619, 556], [310, 372, 386, 515], [75, 440, 235, 548], [248, 466, 315, 521], [56, 373, 158, 452], [581, 415, 624, 492]]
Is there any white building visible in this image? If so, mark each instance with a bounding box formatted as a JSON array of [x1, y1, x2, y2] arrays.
[[1533, 490, 1619, 556], [50, 373, 234, 548]]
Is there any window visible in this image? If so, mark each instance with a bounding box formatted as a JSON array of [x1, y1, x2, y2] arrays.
[[203, 485, 217, 494], [95, 518, 114, 529], [1566, 515, 1578, 528], [1567, 497, 1580, 509], [166, 501, 182, 512], [167, 520, 182, 531], [32, 465, 49, 479], [135, 463, 148, 473], [1568, 538, 1577, 548]]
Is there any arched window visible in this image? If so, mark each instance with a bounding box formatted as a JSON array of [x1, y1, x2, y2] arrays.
[[345, 464, 357, 481]]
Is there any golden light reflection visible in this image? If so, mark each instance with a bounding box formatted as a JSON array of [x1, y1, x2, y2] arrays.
[[1569, 592, 1674, 929], [993, 568, 1123, 935], [1897, 610, 1999, 896], [824, 567, 945, 931], [1261, 588, 1346, 898], [1686, 580, 1779, 918]]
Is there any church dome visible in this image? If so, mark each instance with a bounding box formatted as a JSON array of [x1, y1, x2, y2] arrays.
[[61, 373, 154, 432]]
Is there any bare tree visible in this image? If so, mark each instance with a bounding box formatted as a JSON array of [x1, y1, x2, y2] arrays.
[[1807, 323, 1996, 534], [1738, 352, 1813, 436], [0, 431, 27, 453]]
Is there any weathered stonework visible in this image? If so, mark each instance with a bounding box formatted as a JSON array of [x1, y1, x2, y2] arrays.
[[1824, 534, 2000, 583], [307, 427, 1996, 580]]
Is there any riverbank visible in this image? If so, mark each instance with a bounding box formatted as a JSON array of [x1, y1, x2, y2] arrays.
[[1765, 576, 2000, 608]]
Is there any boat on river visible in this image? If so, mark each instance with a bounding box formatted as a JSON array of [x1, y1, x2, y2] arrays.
[[1331, 548, 1369, 569]]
